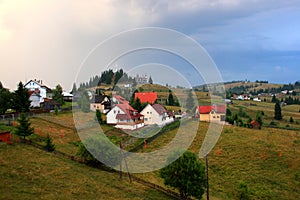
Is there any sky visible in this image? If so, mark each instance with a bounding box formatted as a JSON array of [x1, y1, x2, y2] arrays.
[[0, 0, 299, 91]]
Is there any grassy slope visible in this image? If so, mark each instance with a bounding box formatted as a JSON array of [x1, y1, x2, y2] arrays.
[[6, 105, 300, 199], [136, 120, 300, 199], [228, 100, 300, 129], [0, 142, 172, 200]]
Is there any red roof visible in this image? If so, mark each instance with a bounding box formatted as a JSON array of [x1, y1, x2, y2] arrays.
[[116, 104, 143, 120], [113, 95, 129, 104], [135, 92, 157, 104], [152, 104, 167, 115], [198, 105, 226, 114]]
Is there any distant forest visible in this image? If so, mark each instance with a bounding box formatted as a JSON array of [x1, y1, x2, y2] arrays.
[[77, 69, 137, 90]]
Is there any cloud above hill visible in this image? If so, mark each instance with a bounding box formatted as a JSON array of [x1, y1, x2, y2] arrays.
[[0, 0, 299, 89]]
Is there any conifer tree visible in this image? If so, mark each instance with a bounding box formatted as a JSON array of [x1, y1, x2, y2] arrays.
[[274, 102, 282, 120], [14, 112, 34, 140], [12, 82, 31, 113]]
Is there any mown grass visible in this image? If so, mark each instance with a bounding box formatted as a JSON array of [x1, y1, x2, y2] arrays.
[[0, 142, 172, 200]]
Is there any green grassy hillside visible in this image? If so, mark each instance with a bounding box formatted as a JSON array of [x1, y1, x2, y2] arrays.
[[0, 142, 172, 200]]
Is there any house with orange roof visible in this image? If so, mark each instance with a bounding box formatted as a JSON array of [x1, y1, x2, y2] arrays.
[[106, 104, 144, 130], [135, 92, 157, 104], [196, 105, 226, 123]]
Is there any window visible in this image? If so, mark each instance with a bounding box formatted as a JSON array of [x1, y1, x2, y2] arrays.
[[118, 110, 120, 114], [114, 110, 116, 114], [145, 118, 148, 121]]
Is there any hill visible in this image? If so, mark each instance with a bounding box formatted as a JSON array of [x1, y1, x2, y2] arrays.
[[137, 120, 300, 200], [0, 142, 172, 200]]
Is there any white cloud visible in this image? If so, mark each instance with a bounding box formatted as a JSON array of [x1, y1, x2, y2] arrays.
[[0, 0, 299, 89]]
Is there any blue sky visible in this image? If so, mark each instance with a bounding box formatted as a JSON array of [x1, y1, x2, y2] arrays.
[[0, 1, 299, 90]]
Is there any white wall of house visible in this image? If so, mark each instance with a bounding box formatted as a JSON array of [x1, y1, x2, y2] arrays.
[[106, 106, 125, 124], [29, 94, 40, 107], [115, 122, 144, 130]]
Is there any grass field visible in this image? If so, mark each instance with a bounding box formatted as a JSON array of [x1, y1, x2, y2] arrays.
[[135, 120, 300, 199], [3, 104, 300, 199], [0, 142, 172, 200], [228, 100, 300, 130]]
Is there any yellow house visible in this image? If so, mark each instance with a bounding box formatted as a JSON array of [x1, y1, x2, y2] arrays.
[[196, 105, 226, 123]]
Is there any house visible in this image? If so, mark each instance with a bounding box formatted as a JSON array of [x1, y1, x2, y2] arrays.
[[253, 97, 261, 102], [135, 92, 157, 104], [135, 74, 148, 84], [90, 94, 111, 113], [196, 105, 226, 123], [140, 104, 174, 126], [42, 99, 60, 111], [29, 91, 41, 108], [62, 91, 73, 102], [0, 131, 11, 143], [24, 79, 52, 102], [112, 95, 129, 105], [106, 104, 144, 130]]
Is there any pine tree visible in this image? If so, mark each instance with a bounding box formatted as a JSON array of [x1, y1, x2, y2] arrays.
[[274, 102, 282, 120], [78, 91, 90, 113], [168, 92, 175, 106], [12, 82, 31, 113], [96, 109, 103, 124], [14, 112, 34, 140], [44, 134, 55, 152], [148, 76, 153, 84], [289, 116, 294, 123], [186, 90, 194, 112], [133, 97, 142, 112], [71, 83, 77, 94], [271, 95, 277, 103]]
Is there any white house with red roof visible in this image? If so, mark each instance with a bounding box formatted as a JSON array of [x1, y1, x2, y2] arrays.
[[24, 79, 52, 103], [196, 105, 226, 123], [106, 104, 144, 130], [135, 92, 157, 104], [141, 104, 174, 126]]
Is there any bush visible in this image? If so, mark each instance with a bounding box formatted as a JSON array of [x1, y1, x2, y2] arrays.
[[77, 135, 120, 167]]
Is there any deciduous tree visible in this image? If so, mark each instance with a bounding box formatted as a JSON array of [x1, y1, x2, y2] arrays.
[[53, 84, 64, 105], [160, 151, 206, 199]]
